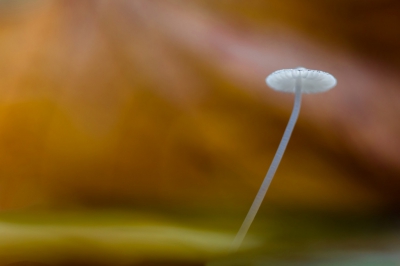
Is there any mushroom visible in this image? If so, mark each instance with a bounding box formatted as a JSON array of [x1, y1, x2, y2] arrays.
[[231, 67, 337, 251]]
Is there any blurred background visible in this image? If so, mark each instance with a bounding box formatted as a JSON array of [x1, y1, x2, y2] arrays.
[[0, 0, 400, 265]]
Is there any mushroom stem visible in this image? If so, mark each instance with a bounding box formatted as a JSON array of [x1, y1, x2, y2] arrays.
[[231, 77, 302, 251]]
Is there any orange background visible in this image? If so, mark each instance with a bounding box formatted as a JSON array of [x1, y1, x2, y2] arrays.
[[0, 1, 400, 265]]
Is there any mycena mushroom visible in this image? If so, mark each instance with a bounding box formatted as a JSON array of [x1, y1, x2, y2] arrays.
[[232, 67, 337, 251]]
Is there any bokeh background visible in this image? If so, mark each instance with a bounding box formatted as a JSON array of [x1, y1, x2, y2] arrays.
[[0, 0, 400, 265]]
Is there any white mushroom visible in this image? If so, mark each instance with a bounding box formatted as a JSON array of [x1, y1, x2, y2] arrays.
[[232, 67, 337, 251]]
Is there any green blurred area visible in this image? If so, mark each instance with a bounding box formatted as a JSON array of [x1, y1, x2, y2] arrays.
[[0, 208, 398, 265]]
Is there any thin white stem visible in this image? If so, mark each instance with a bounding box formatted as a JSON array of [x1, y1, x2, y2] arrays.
[[231, 77, 302, 251]]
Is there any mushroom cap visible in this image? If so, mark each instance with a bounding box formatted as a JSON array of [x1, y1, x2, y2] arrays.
[[266, 68, 337, 93]]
